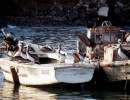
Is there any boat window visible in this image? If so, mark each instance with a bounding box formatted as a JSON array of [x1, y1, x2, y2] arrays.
[[115, 34, 123, 41], [111, 34, 115, 41], [104, 34, 110, 41], [95, 35, 103, 43]]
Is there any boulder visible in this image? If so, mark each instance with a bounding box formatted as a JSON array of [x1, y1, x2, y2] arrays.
[[98, 6, 109, 17], [67, 10, 78, 20], [114, 1, 124, 8]]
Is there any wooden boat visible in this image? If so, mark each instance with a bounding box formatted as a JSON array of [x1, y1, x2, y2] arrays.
[[0, 43, 97, 85], [85, 21, 130, 82], [0, 58, 97, 85], [100, 44, 130, 81]]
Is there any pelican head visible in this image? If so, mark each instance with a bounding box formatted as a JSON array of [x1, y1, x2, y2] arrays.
[[57, 45, 61, 54], [7, 32, 14, 39], [118, 39, 122, 44]]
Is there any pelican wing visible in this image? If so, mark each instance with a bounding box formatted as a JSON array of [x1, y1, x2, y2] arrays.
[[40, 47, 54, 52], [121, 48, 130, 59], [76, 33, 96, 48], [31, 54, 40, 63], [4, 37, 18, 46]]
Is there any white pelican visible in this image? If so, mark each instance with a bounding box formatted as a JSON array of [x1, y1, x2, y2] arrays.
[[117, 39, 130, 59]]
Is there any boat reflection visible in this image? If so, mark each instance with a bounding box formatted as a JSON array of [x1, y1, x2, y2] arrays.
[[1, 81, 130, 100], [1, 81, 57, 100], [1, 81, 89, 100], [0, 82, 130, 100]]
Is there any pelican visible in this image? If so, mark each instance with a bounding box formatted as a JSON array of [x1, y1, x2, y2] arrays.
[[20, 43, 28, 59], [1, 29, 18, 48], [117, 39, 130, 59], [40, 44, 55, 52], [26, 44, 40, 64], [57, 45, 65, 63], [12, 42, 22, 58], [65, 53, 75, 64], [76, 33, 96, 48], [118, 39, 122, 44], [125, 32, 130, 43], [27, 44, 35, 52], [72, 53, 80, 63], [76, 40, 85, 61], [69, 41, 85, 63], [6, 46, 15, 57], [118, 44, 130, 59]]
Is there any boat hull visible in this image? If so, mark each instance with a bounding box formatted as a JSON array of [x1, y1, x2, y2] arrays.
[[100, 60, 130, 82], [0, 58, 96, 85]]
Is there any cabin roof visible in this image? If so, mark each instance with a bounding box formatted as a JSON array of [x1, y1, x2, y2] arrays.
[[88, 26, 126, 34]]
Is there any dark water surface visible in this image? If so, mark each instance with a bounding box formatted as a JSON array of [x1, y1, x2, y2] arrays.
[[0, 25, 130, 100]]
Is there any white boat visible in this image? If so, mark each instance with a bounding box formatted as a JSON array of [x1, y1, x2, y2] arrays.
[[0, 57, 97, 85], [0, 42, 98, 85]]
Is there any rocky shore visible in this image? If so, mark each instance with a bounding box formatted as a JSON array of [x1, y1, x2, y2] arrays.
[[0, 0, 130, 27]]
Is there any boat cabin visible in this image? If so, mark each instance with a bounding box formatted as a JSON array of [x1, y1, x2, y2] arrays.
[[87, 26, 126, 44]]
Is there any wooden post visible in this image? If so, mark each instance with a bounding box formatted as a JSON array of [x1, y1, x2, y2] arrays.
[[10, 66, 20, 85], [124, 60, 127, 91]]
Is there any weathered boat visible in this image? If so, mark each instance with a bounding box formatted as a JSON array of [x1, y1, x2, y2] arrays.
[[100, 44, 130, 82], [0, 43, 97, 85], [85, 21, 130, 82]]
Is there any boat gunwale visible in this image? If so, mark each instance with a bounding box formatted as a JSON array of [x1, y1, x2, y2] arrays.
[[0, 58, 97, 69]]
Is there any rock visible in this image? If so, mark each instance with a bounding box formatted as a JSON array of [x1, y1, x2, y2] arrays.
[[114, 7, 121, 15], [97, 0, 108, 8], [82, 0, 91, 5], [77, 6, 87, 18], [100, 0, 107, 5], [83, 4, 89, 8], [53, 3, 63, 11], [53, 16, 67, 22], [77, 0, 83, 7], [98, 7, 109, 17], [114, 1, 124, 8], [67, 10, 78, 20]]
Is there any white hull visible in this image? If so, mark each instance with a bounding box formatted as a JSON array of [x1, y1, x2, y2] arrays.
[[0, 58, 96, 85]]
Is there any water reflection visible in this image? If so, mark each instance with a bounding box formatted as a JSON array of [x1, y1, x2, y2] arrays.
[[1, 81, 130, 100], [1, 82, 92, 100], [1, 82, 57, 100]]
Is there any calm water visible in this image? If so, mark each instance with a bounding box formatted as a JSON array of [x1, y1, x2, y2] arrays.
[[0, 25, 130, 100]]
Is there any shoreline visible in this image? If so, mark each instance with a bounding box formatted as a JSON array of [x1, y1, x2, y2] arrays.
[[1, 16, 130, 28]]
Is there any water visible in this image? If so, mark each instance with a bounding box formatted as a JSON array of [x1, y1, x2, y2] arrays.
[[0, 26, 88, 53], [0, 25, 130, 100]]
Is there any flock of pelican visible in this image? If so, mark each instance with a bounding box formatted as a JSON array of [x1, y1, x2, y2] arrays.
[[1, 28, 130, 64], [1, 29, 86, 64]]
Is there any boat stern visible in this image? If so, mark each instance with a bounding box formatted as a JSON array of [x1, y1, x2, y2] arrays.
[[55, 64, 96, 84]]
